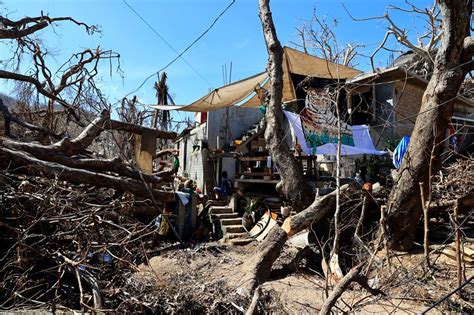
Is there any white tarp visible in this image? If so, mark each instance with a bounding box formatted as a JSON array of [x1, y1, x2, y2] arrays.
[[284, 110, 386, 156], [283, 110, 312, 154], [315, 142, 386, 156], [316, 125, 386, 156]]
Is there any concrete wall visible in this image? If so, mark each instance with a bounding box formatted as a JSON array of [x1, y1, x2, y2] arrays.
[[371, 81, 425, 149], [177, 123, 208, 190], [207, 106, 264, 150], [176, 106, 264, 192]]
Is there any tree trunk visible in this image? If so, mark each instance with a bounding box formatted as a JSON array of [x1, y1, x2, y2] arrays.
[[1, 138, 167, 185], [258, 0, 313, 211], [386, 0, 473, 250]]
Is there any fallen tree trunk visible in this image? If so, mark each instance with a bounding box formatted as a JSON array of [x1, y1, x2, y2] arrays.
[[239, 184, 355, 296], [51, 110, 177, 156], [0, 146, 174, 202], [1, 137, 165, 185], [107, 119, 177, 140]]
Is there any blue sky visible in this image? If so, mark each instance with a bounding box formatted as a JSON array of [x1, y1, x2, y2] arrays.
[[0, 0, 433, 121]]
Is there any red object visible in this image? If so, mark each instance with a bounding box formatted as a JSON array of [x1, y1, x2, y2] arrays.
[[362, 182, 372, 192], [200, 112, 207, 124]]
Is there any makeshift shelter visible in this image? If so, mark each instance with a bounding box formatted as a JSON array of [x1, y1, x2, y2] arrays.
[[151, 47, 361, 112], [161, 47, 363, 192]]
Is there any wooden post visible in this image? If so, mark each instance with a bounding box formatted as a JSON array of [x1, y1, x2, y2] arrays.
[[135, 128, 157, 174], [419, 182, 430, 269], [354, 196, 367, 238], [454, 200, 462, 296]]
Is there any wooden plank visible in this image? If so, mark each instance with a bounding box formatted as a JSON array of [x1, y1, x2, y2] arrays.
[[234, 178, 279, 184], [239, 156, 269, 161]]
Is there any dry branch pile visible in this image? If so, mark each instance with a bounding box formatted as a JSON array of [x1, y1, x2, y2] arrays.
[[0, 107, 181, 312], [0, 170, 177, 312], [432, 158, 474, 204]]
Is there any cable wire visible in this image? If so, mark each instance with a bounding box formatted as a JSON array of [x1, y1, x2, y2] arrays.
[[122, 0, 236, 97]]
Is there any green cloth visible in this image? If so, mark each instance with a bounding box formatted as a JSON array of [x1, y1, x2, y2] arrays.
[[173, 156, 180, 169]]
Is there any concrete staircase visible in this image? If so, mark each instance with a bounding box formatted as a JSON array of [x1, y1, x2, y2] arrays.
[[209, 206, 253, 246]]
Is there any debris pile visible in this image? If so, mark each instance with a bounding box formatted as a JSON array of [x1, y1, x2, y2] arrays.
[[0, 169, 178, 312], [432, 158, 474, 203]]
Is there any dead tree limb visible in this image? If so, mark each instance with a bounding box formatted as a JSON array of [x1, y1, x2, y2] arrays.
[[319, 263, 385, 315], [0, 98, 62, 139], [0, 15, 97, 39], [0, 147, 174, 202], [106, 119, 177, 140]]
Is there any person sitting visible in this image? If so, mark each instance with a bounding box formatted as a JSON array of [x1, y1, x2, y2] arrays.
[[213, 171, 232, 200]]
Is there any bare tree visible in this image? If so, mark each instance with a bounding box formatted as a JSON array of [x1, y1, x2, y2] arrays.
[[292, 11, 363, 67], [0, 12, 119, 131], [382, 0, 472, 250], [344, 0, 443, 77], [258, 0, 313, 211]]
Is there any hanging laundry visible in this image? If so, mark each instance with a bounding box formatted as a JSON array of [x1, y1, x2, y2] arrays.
[[393, 136, 410, 169]]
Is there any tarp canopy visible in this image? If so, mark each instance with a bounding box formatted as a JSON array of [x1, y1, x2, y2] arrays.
[[150, 72, 268, 112], [151, 47, 361, 112], [242, 47, 361, 108]]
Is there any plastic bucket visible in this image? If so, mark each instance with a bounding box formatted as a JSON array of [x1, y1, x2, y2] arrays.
[[288, 231, 310, 248]]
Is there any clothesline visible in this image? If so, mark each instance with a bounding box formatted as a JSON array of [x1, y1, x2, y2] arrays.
[[283, 110, 387, 156]]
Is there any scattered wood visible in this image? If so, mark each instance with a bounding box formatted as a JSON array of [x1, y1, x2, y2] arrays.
[[319, 263, 385, 315]]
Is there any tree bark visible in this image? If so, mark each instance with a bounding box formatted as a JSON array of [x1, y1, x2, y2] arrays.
[[386, 0, 473, 251], [258, 0, 313, 211]]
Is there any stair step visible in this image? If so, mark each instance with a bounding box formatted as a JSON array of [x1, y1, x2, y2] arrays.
[[221, 218, 242, 226], [223, 224, 246, 234], [209, 206, 233, 214], [213, 213, 239, 219], [225, 232, 248, 239], [229, 238, 254, 246]]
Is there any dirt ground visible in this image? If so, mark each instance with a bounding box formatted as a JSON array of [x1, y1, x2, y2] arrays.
[[130, 240, 473, 313]]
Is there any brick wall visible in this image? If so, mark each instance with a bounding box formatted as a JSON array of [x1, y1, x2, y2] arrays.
[[393, 81, 424, 139]]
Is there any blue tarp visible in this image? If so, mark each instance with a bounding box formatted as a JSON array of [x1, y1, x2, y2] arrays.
[[393, 135, 410, 169]]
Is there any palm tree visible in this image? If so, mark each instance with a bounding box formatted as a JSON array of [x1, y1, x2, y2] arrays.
[[153, 72, 171, 131]]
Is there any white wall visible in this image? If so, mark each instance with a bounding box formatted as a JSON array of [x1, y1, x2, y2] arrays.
[[207, 106, 264, 150]]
